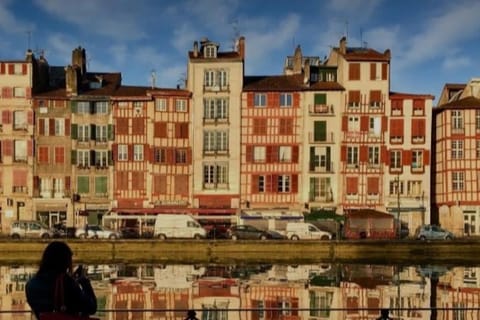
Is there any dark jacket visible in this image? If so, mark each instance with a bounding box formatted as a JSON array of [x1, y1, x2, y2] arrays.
[[26, 272, 97, 319]]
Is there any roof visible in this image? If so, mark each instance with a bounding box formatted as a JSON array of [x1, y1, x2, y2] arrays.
[[390, 92, 435, 100], [436, 96, 480, 110], [188, 51, 241, 60], [334, 47, 390, 62], [243, 75, 344, 92]]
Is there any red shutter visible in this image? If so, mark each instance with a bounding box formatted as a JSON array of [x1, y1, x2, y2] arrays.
[[0, 63, 4, 74], [272, 146, 279, 162], [360, 116, 369, 131], [2, 110, 11, 124], [3, 140, 12, 156], [390, 119, 404, 137], [424, 150, 430, 166], [27, 111, 33, 125], [49, 118, 55, 135], [381, 63, 388, 80], [346, 177, 358, 194], [187, 149, 192, 164], [293, 93, 300, 108], [367, 177, 379, 194], [266, 146, 273, 163], [291, 175, 298, 193], [370, 63, 376, 80], [272, 175, 278, 193], [22, 64, 27, 74], [28, 140, 33, 156], [112, 144, 118, 161], [381, 146, 388, 164], [65, 118, 70, 136], [251, 175, 259, 193], [267, 93, 274, 108], [292, 146, 299, 163], [360, 145, 368, 162], [246, 145, 253, 163], [369, 90, 381, 103], [39, 119, 45, 135], [128, 145, 133, 161], [265, 175, 272, 192], [65, 176, 71, 191], [247, 93, 254, 108], [8, 64, 14, 74], [382, 116, 388, 132], [341, 146, 347, 161], [403, 150, 412, 166], [26, 87, 31, 99], [342, 116, 348, 131]]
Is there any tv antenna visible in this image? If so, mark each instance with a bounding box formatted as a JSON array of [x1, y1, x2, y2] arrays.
[[231, 19, 240, 50], [151, 69, 156, 89], [26, 30, 32, 50]]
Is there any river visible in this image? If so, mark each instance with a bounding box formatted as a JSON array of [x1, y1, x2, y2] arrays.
[[4, 261, 479, 320]]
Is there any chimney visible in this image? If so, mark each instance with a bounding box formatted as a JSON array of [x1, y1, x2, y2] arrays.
[[193, 41, 199, 58], [384, 49, 391, 60], [339, 36, 347, 55], [303, 59, 310, 85], [237, 36, 245, 60], [65, 65, 78, 96], [72, 46, 87, 76]]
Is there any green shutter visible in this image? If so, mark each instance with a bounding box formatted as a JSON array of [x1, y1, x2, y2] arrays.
[[71, 101, 77, 113], [326, 147, 331, 171], [309, 147, 315, 171], [90, 124, 96, 140], [95, 176, 107, 194], [71, 150, 77, 165], [108, 124, 114, 140], [314, 93, 326, 105], [309, 177, 316, 201], [108, 151, 113, 165], [71, 124, 78, 139], [77, 176, 89, 193], [314, 121, 326, 141]]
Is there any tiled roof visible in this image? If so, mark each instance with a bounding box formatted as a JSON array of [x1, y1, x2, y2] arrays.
[[243, 75, 344, 91], [112, 85, 150, 97], [436, 96, 480, 110], [79, 72, 121, 95], [390, 92, 435, 100], [334, 47, 390, 62], [444, 83, 466, 90], [188, 51, 241, 60]]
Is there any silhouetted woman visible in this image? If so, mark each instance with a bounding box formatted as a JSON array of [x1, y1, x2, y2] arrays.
[[26, 241, 97, 319]]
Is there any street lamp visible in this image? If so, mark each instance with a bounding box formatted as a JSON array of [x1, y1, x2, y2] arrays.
[[396, 176, 401, 239]]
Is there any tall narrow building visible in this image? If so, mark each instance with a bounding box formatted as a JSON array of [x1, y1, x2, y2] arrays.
[[186, 37, 245, 216]]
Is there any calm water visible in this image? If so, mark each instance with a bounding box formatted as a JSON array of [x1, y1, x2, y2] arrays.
[[4, 262, 479, 320]]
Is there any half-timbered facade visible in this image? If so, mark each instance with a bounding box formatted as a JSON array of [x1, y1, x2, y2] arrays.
[[433, 79, 480, 235]]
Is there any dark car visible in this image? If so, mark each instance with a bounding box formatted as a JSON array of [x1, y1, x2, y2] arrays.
[[227, 225, 285, 240], [205, 224, 230, 239]]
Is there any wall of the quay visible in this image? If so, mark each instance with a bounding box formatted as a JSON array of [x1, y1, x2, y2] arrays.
[[0, 240, 479, 265]]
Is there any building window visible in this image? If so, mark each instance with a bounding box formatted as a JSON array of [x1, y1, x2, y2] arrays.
[[175, 149, 187, 164], [77, 150, 89, 167], [412, 150, 423, 171], [13, 87, 26, 97], [155, 98, 167, 111], [14, 63, 23, 74], [407, 180, 422, 196], [253, 146, 266, 163], [389, 180, 404, 195], [54, 147, 64, 164], [118, 144, 128, 161], [258, 175, 265, 192], [204, 69, 228, 88], [252, 119, 267, 135], [476, 140, 480, 158], [13, 111, 27, 130], [390, 150, 402, 171], [451, 110, 464, 131], [204, 70, 215, 87], [254, 93, 266, 107], [175, 99, 187, 112], [476, 111, 480, 131], [280, 93, 292, 107], [204, 45, 217, 58], [452, 171, 464, 191], [153, 148, 166, 163], [95, 101, 108, 114], [309, 177, 332, 202], [133, 144, 144, 161], [95, 176, 107, 196], [348, 116, 360, 132], [55, 118, 64, 136], [77, 124, 89, 142], [369, 117, 381, 136], [118, 101, 128, 108], [203, 131, 228, 153], [368, 146, 380, 165], [38, 146, 49, 164], [14, 140, 27, 162], [278, 175, 290, 192], [96, 125, 108, 142], [451, 140, 464, 159], [347, 146, 359, 167], [53, 178, 64, 196], [77, 101, 90, 114], [279, 146, 292, 162], [95, 150, 108, 167], [203, 162, 228, 188], [204, 98, 228, 120]]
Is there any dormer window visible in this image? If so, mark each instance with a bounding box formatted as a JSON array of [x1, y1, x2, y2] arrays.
[[204, 45, 217, 58]]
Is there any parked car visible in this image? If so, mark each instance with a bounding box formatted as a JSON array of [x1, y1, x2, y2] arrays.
[[227, 225, 285, 240], [205, 224, 230, 239], [286, 222, 332, 240], [415, 225, 454, 240], [52, 223, 77, 238], [75, 225, 121, 239], [10, 220, 54, 239]]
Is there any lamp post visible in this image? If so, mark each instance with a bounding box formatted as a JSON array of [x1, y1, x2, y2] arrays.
[[396, 175, 401, 240]]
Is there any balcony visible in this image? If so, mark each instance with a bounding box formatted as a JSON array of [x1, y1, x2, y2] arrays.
[[95, 138, 108, 146], [413, 108, 424, 116], [347, 102, 360, 109], [203, 117, 229, 125], [13, 123, 28, 131], [77, 164, 90, 170], [309, 132, 334, 144], [203, 84, 229, 93], [391, 109, 402, 116], [412, 136, 425, 144], [12, 186, 27, 194], [309, 195, 334, 202], [390, 136, 403, 144], [309, 162, 334, 173], [309, 104, 334, 116], [411, 163, 424, 173]]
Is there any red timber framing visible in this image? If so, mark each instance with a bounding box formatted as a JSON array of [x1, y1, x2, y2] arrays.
[[111, 88, 193, 214], [241, 91, 301, 209]]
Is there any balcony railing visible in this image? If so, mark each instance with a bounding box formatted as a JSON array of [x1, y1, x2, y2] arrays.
[[309, 132, 334, 144], [309, 104, 334, 115]]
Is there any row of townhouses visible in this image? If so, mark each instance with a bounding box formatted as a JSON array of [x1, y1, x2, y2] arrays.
[[0, 36, 478, 236]]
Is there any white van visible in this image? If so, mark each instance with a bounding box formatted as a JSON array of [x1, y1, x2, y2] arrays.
[[153, 214, 206, 240], [286, 222, 332, 240]]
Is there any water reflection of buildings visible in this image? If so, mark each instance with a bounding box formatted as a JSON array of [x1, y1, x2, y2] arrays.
[[5, 264, 480, 319]]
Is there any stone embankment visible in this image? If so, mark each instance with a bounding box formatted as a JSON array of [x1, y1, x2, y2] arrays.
[[2, 239, 479, 265]]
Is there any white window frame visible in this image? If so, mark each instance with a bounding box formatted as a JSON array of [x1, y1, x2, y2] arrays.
[[14, 140, 27, 162], [95, 150, 108, 167], [412, 150, 423, 169], [95, 101, 108, 114], [133, 144, 144, 161], [96, 125, 107, 142], [155, 98, 167, 111], [368, 146, 380, 165], [77, 101, 90, 114], [390, 150, 402, 170], [254, 93, 266, 107], [13, 87, 26, 97], [278, 175, 291, 193], [452, 171, 464, 191], [118, 144, 128, 161], [78, 124, 90, 142], [13, 111, 27, 130], [279, 146, 292, 162], [347, 146, 359, 167], [407, 180, 422, 196], [280, 93, 292, 107], [348, 116, 360, 132], [451, 140, 464, 159], [77, 150, 89, 166], [55, 118, 64, 136], [253, 146, 266, 163], [175, 99, 187, 112], [369, 117, 381, 136], [203, 162, 228, 189], [258, 175, 265, 192], [452, 110, 464, 130], [14, 64, 23, 74]]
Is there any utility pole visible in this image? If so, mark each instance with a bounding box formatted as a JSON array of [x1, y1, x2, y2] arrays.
[[397, 175, 401, 239]]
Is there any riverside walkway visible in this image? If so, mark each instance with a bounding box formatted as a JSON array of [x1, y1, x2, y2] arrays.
[[1, 238, 479, 265]]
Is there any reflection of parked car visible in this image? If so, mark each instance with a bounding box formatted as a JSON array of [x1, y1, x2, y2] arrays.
[[227, 225, 285, 240], [415, 225, 454, 240], [75, 225, 121, 239], [10, 220, 54, 239]]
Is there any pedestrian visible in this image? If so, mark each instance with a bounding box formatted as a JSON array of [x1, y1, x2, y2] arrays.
[[376, 308, 393, 320], [185, 309, 199, 320], [25, 241, 97, 319]]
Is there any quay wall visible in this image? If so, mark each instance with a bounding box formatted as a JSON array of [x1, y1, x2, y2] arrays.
[[1, 239, 479, 265]]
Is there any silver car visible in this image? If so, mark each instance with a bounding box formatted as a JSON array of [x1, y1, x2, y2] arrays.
[[10, 220, 54, 239], [415, 225, 454, 240], [75, 225, 121, 239]]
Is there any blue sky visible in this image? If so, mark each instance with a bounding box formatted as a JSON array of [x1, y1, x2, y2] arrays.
[[0, 0, 479, 102]]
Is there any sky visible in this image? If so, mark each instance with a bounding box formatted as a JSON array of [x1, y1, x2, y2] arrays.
[[0, 0, 479, 102]]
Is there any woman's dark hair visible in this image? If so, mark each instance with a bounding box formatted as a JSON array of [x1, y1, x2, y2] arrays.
[[37, 241, 73, 275]]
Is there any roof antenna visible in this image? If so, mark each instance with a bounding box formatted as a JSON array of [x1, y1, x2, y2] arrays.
[[151, 69, 156, 89], [344, 20, 349, 39], [26, 30, 32, 50]]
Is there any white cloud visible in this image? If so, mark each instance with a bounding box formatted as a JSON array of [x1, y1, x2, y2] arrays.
[[172, 23, 199, 54], [155, 64, 186, 88], [442, 55, 472, 70], [327, 0, 383, 21], [45, 33, 78, 65], [108, 44, 128, 66]]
